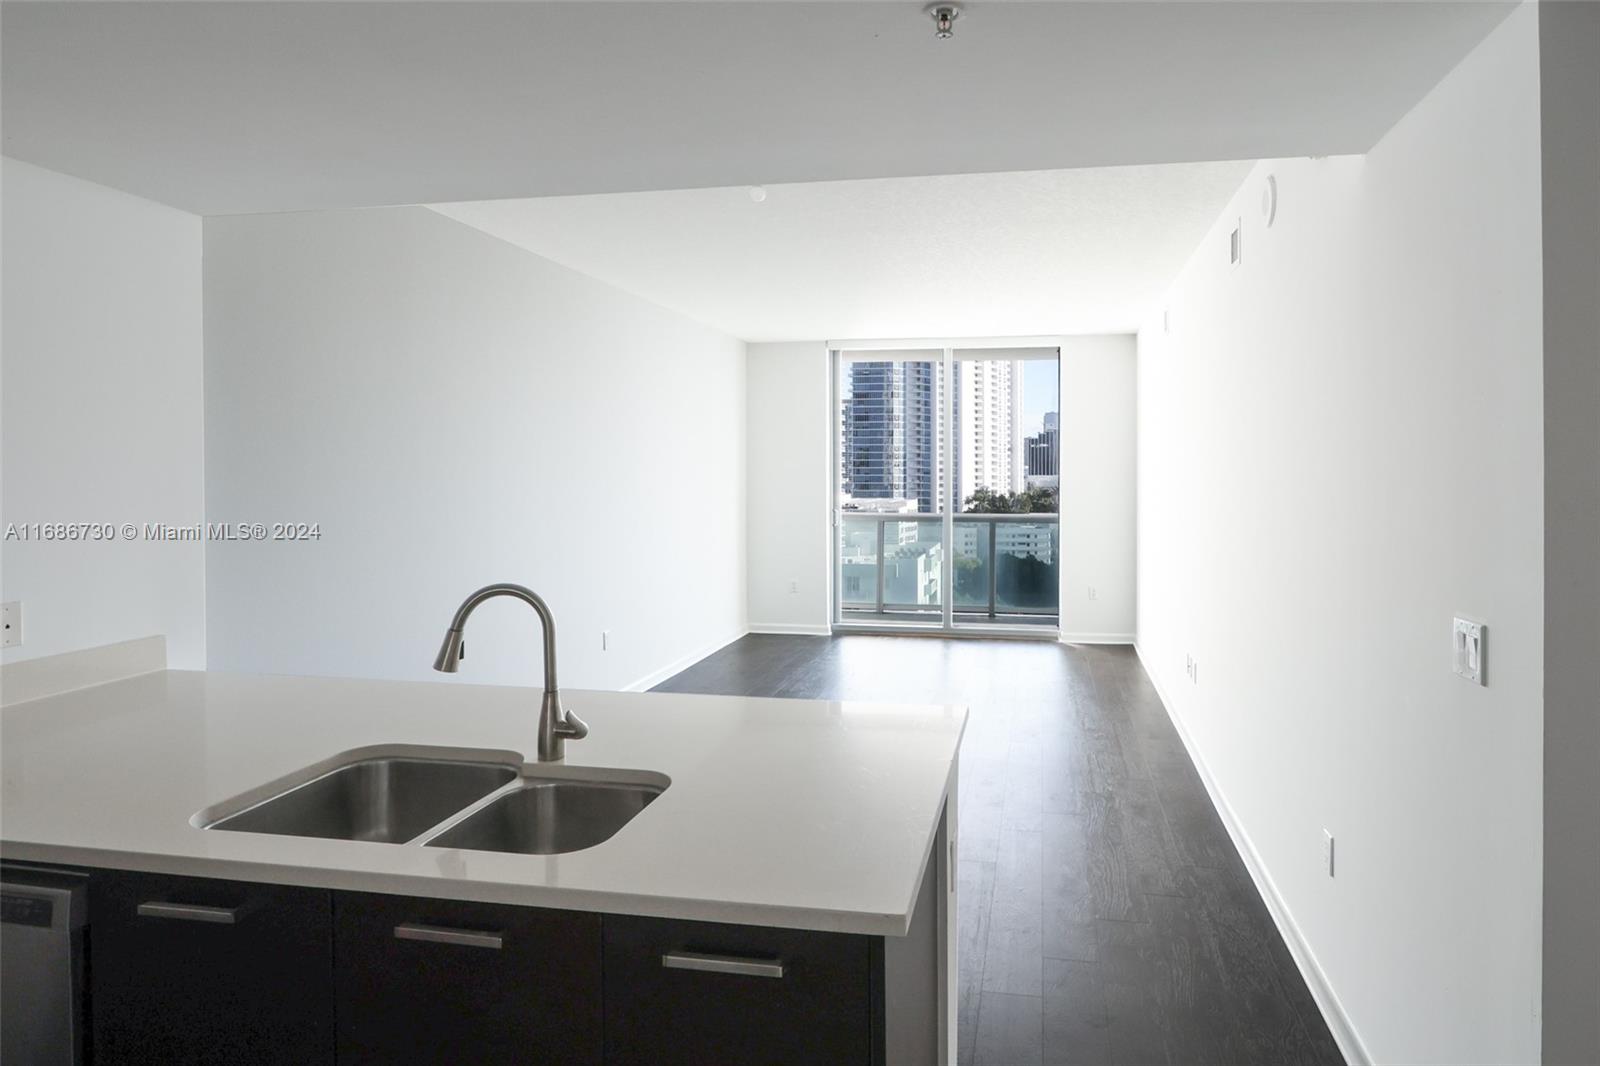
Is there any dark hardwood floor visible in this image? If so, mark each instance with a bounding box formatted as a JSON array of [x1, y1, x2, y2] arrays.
[[653, 634, 1345, 1066]]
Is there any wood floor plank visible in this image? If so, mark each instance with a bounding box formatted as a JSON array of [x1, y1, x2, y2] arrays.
[[982, 828, 1044, 996], [1084, 791, 1145, 923], [1110, 785, 1187, 898], [1041, 812, 1098, 963], [959, 756, 1007, 865], [959, 860, 998, 1066], [975, 992, 1044, 1066], [1042, 958, 1113, 1065]]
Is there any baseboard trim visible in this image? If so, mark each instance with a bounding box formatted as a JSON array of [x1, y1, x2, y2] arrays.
[[1059, 632, 1136, 645], [1133, 642, 1372, 1066], [748, 623, 833, 636], [621, 629, 748, 692]]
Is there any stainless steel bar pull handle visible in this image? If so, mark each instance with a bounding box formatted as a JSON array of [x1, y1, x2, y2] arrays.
[[136, 901, 240, 924], [661, 951, 785, 979], [393, 922, 503, 950]]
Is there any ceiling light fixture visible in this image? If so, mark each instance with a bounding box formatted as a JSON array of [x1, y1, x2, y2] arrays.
[[747, 185, 768, 203], [925, 3, 961, 39]]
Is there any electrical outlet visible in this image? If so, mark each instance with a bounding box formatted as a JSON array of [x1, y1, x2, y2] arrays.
[[1322, 830, 1335, 878], [1184, 654, 1198, 684], [1, 601, 20, 648], [601, 629, 611, 652], [1087, 586, 1098, 601], [789, 579, 800, 594]]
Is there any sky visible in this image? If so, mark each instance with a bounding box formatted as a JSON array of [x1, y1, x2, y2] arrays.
[[1022, 359, 1059, 435]]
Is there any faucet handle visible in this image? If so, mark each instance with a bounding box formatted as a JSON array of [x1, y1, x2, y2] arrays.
[[557, 709, 588, 741]]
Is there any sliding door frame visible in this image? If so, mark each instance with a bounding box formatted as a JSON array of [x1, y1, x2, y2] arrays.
[[828, 336, 1064, 640]]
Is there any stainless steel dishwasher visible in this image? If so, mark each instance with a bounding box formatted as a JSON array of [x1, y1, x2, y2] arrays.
[[1, 866, 88, 1066]]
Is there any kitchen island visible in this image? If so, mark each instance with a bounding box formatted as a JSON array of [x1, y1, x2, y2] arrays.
[[0, 659, 965, 1064]]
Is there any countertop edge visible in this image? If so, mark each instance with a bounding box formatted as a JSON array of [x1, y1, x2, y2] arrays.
[[0, 835, 925, 939]]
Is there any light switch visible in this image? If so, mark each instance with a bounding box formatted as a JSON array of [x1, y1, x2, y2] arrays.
[[1453, 616, 1485, 685]]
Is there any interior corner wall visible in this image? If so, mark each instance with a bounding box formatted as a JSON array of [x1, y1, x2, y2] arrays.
[[202, 206, 748, 693], [0, 157, 206, 669], [1058, 334, 1136, 642], [1538, 1, 1600, 1061], [1134, 7, 1543, 1063], [745, 342, 832, 634]]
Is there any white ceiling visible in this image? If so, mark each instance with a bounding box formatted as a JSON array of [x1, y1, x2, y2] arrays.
[[432, 160, 1254, 340], [1, 1, 1514, 216]]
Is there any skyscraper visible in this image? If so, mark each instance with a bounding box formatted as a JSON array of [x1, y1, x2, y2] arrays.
[[951, 359, 1022, 507], [840, 360, 943, 512], [1025, 412, 1059, 477]]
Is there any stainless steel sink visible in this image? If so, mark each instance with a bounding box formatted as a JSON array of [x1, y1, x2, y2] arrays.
[[424, 776, 665, 855], [195, 745, 668, 856], [203, 755, 518, 844]]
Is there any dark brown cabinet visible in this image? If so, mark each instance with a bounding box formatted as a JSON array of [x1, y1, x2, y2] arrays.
[[333, 891, 602, 1065], [88, 869, 334, 1065], [77, 867, 922, 1066], [603, 914, 875, 1066]]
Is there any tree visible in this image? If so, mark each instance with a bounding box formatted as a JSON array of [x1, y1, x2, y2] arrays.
[[962, 486, 1058, 514]]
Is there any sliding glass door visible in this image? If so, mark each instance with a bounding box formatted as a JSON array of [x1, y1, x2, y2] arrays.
[[835, 350, 946, 623], [832, 343, 1060, 635]]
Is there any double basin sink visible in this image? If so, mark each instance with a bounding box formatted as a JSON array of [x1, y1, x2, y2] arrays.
[[193, 746, 668, 856]]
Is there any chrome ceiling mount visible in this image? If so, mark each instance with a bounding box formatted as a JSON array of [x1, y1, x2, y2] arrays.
[[925, 2, 962, 39]]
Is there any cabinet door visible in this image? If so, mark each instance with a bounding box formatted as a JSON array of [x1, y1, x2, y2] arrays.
[[334, 891, 602, 1065], [89, 869, 333, 1065], [603, 914, 874, 1066]]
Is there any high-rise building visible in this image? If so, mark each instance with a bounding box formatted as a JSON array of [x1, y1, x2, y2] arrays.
[[839, 361, 943, 512], [952, 359, 1022, 508], [1025, 412, 1059, 477]]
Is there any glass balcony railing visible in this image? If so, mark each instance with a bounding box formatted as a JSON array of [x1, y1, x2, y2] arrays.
[[953, 514, 1059, 624], [839, 513, 1058, 627], [840, 515, 944, 619]]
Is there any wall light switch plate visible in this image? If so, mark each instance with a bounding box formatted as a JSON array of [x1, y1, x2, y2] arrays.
[[1, 601, 20, 648], [1453, 616, 1485, 685], [1322, 830, 1335, 878]]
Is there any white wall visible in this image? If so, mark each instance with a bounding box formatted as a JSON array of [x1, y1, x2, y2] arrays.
[[1135, 9, 1543, 1063], [0, 158, 206, 668], [744, 338, 1136, 637], [1059, 335, 1136, 642], [746, 342, 832, 633], [203, 206, 747, 692]]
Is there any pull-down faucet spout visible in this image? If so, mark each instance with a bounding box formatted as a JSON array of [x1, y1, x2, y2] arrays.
[[433, 583, 588, 762]]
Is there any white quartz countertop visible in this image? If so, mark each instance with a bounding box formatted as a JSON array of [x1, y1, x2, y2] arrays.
[[0, 670, 965, 936]]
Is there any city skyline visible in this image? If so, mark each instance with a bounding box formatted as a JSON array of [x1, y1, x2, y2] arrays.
[[840, 357, 1058, 512]]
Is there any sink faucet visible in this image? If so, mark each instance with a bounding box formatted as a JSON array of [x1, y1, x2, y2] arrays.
[[432, 583, 588, 762]]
